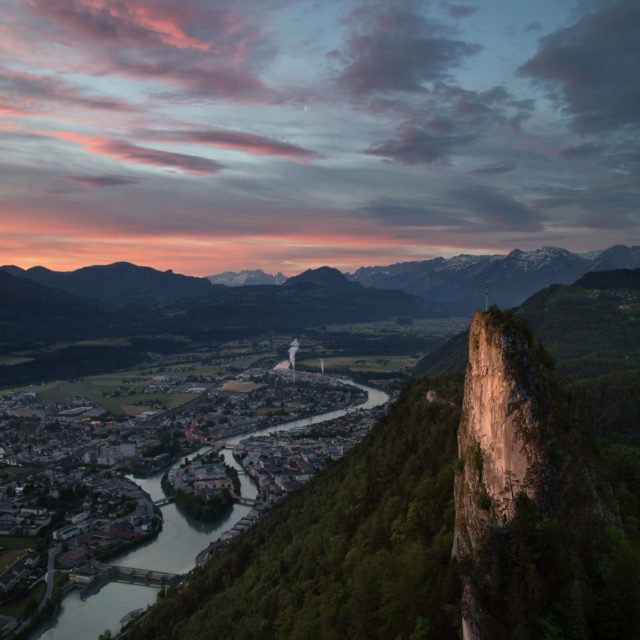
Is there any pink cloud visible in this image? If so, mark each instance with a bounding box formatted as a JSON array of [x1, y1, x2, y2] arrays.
[[25, 0, 208, 51], [51, 131, 224, 174], [19, 0, 278, 102]]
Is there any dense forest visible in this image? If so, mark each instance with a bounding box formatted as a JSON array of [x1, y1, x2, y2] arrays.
[[123, 374, 464, 640]]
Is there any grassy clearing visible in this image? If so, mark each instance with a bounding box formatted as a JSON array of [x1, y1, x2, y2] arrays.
[[300, 355, 418, 373], [319, 317, 470, 337], [1, 334, 278, 421], [255, 407, 284, 416], [0, 466, 37, 479], [9, 367, 205, 415], [221, 381, 262, 393], [0, 549, 30, 577], [0, 582, 45, 618], [0, 537, 38, 551], [14, 337, 133, 355], [96, 391, 198, 416], [0, 356, 34, 366]]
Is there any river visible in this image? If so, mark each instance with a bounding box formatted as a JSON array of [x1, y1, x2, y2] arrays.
[[34, 381, 388, 639]]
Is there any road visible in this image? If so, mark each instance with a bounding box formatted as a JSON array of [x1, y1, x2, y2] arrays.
[[42, 545, 62, 606]]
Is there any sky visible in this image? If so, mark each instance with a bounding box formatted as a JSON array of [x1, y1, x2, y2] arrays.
[[1, 0, 638, 276]]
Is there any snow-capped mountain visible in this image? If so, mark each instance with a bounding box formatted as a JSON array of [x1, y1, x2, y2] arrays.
[[351, 245, 640, 315], [207, 269, 287, 287]]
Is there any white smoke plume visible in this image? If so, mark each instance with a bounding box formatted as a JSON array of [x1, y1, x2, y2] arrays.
[[320, 358, 325, 375], [288, 339, 300, 370]]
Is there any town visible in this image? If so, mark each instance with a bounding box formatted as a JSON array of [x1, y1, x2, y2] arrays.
[[0, 357, 387, 638]]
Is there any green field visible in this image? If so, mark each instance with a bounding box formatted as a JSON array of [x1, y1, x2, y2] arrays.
[[19, 376, 203, 417], [0, 537, 39, 551], [7, 336, 277, 416], [320, 317, 469, 337], [299, 355, 418, 373], [0, 356, 34, 366], [0, 549, 30, 577], [0, 582, 45, 618], [0, 466, 37, 479]]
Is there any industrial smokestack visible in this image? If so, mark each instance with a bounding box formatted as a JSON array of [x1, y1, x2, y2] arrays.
[[288, 339, 300, 381]]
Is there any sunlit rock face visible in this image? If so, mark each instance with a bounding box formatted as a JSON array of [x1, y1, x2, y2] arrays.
[[453, 311, 545, 640]]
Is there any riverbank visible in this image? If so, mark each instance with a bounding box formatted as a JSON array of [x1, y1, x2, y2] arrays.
[[159, 450, 239, 523], [32, 380, 389, 640]]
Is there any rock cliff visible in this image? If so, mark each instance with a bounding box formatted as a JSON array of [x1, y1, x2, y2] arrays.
[[453, 309, 551, 639]]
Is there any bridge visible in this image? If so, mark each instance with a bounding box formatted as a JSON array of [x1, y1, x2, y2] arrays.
[[104, 565, 182, 587], [228, 489, 257, 507], [154, 496, 175, 507], [79, 564, 183, 600], [235, 497, 258, 506]]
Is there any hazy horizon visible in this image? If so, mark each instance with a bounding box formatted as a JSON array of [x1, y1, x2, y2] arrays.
[[2, 242, 637, 279]]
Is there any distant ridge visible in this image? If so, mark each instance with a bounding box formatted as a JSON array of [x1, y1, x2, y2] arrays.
[[415, 267, 640, 378], [0, 269, 111, 345], [352, 244, 640, 314], [284, 266, 361, 291], [575, 268, 640, 290], [414, 268, 640, 444], [1, 261, 213, 307], [0, 261, 443, 354]]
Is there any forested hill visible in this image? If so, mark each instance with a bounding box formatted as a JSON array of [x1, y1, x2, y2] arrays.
[[122, 374, 464, 640], [413, 269, 640, 444], [415, 268, 640, 378]]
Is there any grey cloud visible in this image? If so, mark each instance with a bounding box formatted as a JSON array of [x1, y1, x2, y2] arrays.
[[559, 142, 607, 159], [530, 181, 640, 230], [519, 0, 640, 132], [468, 160, 516, 175], [363, 81, 532, 164], [445, 3, 478, 19], [582, 211, 639, 230], [524, 22, 542, 32], [365, 126, 477, 164], [356, 197, 465, 227], [100, 141, 225, 174], [64, 175, 144, 187], [137, 127, 324, 160], [337, 4, 481, 97], [0, 65, 134, 114], [454, 185, 545, 232]]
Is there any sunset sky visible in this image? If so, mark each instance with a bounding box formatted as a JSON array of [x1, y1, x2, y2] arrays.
[[1, 0, 638, 276]]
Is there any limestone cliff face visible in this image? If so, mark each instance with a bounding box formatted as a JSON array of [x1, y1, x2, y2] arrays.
[[453, 310, 547, 640]]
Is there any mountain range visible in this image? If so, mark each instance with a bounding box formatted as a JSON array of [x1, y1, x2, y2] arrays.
[[205, 244, 640, 315], [352, 244, 640, 314], [4, 244, 639, 318], [1, 261, 213, 307], [0, 264, 439, 353]]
